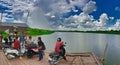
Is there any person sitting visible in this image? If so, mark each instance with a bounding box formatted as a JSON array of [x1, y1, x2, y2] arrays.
[[55, 37, 67, 62], [26, 36, 36, 49], [27, 36, 34, 44]]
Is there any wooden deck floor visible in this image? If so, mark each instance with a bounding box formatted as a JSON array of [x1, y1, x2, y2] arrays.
[[0, 50, 102, 65]]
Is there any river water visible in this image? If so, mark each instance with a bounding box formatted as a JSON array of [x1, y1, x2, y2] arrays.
[[33, 32, 120, 65]]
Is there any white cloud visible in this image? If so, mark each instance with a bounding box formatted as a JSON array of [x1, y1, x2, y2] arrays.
[[13, 20, 24, 23], [77, 12, 94, 23], [13, 1, 35, 11], [98, 13, 109, 26], [45, 13, 56, 18], [62, 11, 111, 31], [1, 0, 120, 30], [92, 13, 109, 30], [27, 7, 52, 29], [108, 19, 120, 30], [62, 12, 95, 30], [115, 7, 120, 12], [110, 19, 120, 30], [11, 0, 36, 17], [50, 0, 72, 14], [1, 0, 95, 30], [48, 0, 88, 15], [0, 0, 38, 22], [23, 11, 28, 19], [51, 15, 55, 18], [109, 17, 114, 20], [48, 0, 97, 30], [70, 0, 88, 7], [73, 9, 79, 12], [115, 19, 120, 27], [45, 13, 51, 17], [1, 13, 8, 22], [82, 1, 96, 14]]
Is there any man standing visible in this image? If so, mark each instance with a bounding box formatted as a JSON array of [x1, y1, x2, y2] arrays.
[[37, 37, 46, 61]]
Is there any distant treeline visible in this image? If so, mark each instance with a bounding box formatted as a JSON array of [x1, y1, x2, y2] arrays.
[[84, 30, 120, 34], [54, 30, 120, 35]]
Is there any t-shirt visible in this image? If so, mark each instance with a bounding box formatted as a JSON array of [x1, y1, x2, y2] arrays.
[[27, 39, 33, 44], [55, 41, 64, 53], [38, 41, 46, 50], [19, 36, 24, 42], [14, 40, 20, 50]]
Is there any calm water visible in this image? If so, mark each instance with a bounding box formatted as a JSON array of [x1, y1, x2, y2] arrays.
[[33, 32, 120, 65]]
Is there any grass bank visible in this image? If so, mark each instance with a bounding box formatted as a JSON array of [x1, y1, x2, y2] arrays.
[[1, 28, 54, 38], [27, 28, 54, 36], [1, 32, 9, 38]]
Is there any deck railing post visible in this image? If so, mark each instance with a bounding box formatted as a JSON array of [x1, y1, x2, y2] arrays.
[[101, 43, 108, 62]]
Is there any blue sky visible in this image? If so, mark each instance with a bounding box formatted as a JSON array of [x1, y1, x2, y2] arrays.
[[92, 0, 120, 19], [0, 0, 120, 30]]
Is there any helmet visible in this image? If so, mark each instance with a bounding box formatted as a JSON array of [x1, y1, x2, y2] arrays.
[[57, 37, 61, 41]]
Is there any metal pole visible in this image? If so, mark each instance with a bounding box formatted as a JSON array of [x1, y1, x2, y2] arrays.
[[26, 10, 30, 23], [0, 11, 3, 23], [0, 11, 3, 32], [101, 43, 108, 62]]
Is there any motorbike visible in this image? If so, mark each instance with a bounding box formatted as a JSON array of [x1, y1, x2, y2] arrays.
[[4, 48, 19, 59], [3, 42, 26, 59], [48, 42, 66, 65], [25, 43, 38, 58]]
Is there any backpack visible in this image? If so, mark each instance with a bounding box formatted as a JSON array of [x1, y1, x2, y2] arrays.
[[42, 42, 46, 50]]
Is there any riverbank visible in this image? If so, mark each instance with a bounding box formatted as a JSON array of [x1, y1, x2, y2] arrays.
[[1, 28, 54, 38], [54, 30, 120, 35], [27, 28, 54, 36]]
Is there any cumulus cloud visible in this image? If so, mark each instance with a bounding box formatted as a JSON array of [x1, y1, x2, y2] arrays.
[[63, 12, 110, 31], [62, 12, 95, 30], [70, 0, 88, 7], [44, 0, 88, 17], [115, 19, 120, 27], [1, 0, 119, 30], [56, 0, 97, 30], [2, 0, 96, 28], [27, 7, 52, 29], [108, 19, 120, 30], [94, 13, 109, 27], [0, 0, 38, 22], [50, 1, 71, 14], [109, 19, 120, 30], [82, 1, 96, 14]]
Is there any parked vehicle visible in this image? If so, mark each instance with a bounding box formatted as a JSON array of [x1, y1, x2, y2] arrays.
[[4, 48, 19, 59], [25, 43, 38, 58], [48, 42, 66, 65]]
